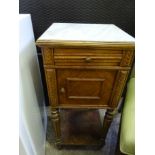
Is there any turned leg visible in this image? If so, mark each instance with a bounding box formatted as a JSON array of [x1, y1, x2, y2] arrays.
[[51, 108, 61, 148], [101, 109, 117, 145]]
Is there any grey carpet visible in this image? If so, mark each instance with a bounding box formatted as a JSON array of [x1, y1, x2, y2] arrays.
[[45, 109, 121, 155]]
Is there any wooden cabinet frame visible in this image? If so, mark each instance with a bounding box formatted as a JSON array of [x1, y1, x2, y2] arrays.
[[37, 41, 134, 148]]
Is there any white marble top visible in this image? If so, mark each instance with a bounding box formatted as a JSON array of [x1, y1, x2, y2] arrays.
[[38, 23, 134, 42]]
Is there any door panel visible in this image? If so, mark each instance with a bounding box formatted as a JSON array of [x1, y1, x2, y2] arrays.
[[66, 77, 105, 99], [56, 69, 117, 106]]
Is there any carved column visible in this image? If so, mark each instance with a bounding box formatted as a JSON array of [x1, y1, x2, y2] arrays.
[[101, 109, 117, 145], [51, 108, 61, 147]]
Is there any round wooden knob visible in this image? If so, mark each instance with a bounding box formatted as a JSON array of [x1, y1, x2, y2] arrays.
[[85, 57, 92, 63], [60, 87, 65, 93]]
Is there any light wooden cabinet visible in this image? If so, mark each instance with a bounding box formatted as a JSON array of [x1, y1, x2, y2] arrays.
[[36, 23, 134, 149]]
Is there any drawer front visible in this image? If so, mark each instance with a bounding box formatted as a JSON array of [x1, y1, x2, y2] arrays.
[[54, 48, 123, 66], [56, 69, 117, 107]]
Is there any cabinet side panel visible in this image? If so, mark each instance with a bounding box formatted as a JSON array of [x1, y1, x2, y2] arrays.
[[42, 48, 54, 65], [45, 69, 58, 107], [120, 50, 134, 67], [109, 70, 129, 108]]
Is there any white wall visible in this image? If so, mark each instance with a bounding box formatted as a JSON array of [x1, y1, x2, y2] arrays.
[[19, 14, 47, 155]]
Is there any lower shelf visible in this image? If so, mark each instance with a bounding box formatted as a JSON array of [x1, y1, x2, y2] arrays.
[[60, 109, 103, 149]]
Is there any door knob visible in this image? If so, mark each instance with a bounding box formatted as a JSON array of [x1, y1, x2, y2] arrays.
[[60, 87, 65, 93], [85, 57, 92, 63]]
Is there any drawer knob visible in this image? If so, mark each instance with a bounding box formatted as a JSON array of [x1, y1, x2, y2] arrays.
[[60, 87, 65, 93], [85, 57, 92, 63]]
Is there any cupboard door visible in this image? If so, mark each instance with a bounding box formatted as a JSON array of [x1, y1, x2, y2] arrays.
[[56, 69, 117, 107]]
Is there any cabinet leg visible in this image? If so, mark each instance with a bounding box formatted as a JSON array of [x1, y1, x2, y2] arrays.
[[51, 108, 61, 147], [101, 109, 117, 145]]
